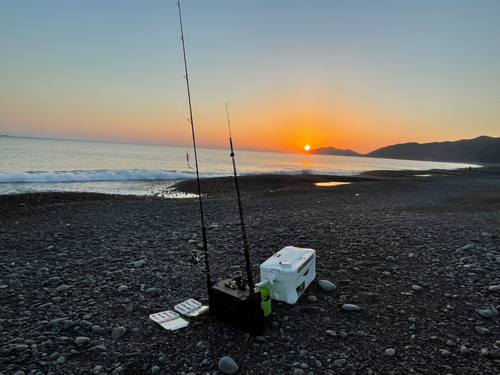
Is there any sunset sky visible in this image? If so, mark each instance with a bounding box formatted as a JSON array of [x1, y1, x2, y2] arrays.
[[1, 0, 499, 154]]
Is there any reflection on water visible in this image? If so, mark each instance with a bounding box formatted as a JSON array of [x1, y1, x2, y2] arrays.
[[414, 174, 432, 177], [315, 182, 351, 187], [303, 154, 310, 169]]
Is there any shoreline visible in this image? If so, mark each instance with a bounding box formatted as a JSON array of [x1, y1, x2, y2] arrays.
[[1, 166, 500, 374]]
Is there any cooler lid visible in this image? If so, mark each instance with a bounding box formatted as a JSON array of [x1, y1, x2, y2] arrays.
[[260, 246, 315, 275]]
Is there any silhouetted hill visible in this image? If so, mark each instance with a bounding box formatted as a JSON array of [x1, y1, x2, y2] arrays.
[[309, 146, 362, 157], [366, 136, 500, 164]]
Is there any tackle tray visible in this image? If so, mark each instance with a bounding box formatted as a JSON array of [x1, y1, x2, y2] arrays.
[[149, 310, 179, 323], [175, 299, 202, 315]]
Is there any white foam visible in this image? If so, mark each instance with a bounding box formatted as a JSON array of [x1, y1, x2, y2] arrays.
[[0, 169, 200, 183]]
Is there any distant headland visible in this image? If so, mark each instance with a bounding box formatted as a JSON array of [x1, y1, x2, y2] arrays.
[[310, 136, 500, 164]]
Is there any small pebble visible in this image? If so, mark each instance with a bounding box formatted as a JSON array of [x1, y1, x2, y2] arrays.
[[55, 285, 69, 292], [341, 304, 361, 312], [385, 348, 396, 356], [478, 309, 494, 318], [318, 280, 336, 291], [117, 285, 128, 292], [308, 295, 318, 302], [475, 326, 490, 335], [112, 326, 127, 340], [333, 358, 346, 367], [75, 337, 91, 345], [218, 356, 238, 375]]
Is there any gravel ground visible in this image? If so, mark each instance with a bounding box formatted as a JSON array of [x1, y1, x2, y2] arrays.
[[1, 166, 500, 375]]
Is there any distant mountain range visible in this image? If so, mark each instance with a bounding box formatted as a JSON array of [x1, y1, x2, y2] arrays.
[[310, 136, 500, 164], [308, 146, 362, 157]]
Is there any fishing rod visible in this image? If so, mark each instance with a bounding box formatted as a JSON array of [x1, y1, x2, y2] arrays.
[[225, 103, 257, 305], [177, 0, 211, 290]]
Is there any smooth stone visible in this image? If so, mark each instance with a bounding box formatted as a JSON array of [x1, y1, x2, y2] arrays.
[[145, 287, 157, 294], [92, 326, 106, 334], [293, 370, 304, 375], [478, 309, 495, 318], [48, 317, 68, 326], [385, 348, 396, 356], [117, 285, 128, 293], [341, 304, 361, 312], [441, 350, 451, 357], [38, 302, 53, 310], [55, 285, 69, 292], [112, 326, 126, 340], [488, 285, 500, 292], [75, 336, 91, 345], [462, 243, 475, 250], [218, 356, 238, 375], [151, 366, 160, 374], [318, 280, 337, 291], [333, 358, 346, 367], [412, 285, 422, 291], [255, 336, 266, 342], [386, 256, 396, 262], [64, 320, 75, 329], [475, 326, 490, 335], [308, 295, 318, 302], [56, 356, 65, 364], [460, 346, 469, 354], [92, 345, 106, 353], [339, 331, 348, 338], [15, 344, 29, 351], [133, 260, 146, 268]]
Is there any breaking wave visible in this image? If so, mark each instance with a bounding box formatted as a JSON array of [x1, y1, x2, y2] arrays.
[[0, 169, 204, 183]]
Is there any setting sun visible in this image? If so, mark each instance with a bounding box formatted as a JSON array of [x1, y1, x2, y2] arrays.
[[304, 145, 310, 151]]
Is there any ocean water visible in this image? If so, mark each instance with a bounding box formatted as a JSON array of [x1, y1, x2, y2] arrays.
[[0, 136, 475, 196]]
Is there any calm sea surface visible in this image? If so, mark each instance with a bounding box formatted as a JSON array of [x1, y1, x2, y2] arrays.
[[0, 137, 475, 196]]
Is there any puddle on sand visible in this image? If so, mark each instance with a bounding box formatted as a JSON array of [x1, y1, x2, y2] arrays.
[[414, 174, 432, 177], [315, 182, 351, 187]]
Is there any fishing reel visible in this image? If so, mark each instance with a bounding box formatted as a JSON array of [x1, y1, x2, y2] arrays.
[[190, 249, 204, 265], [224, 270, 248, 290]]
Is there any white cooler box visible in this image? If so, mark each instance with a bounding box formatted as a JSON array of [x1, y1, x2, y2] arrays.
[[258, 246, 316, 304]]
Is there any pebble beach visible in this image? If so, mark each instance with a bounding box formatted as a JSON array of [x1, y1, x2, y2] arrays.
[[1, 166, 500, 375]]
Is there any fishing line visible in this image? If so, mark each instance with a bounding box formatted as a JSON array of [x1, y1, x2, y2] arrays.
[[177, 0, 211, 289], [225, 102, 257, 306]]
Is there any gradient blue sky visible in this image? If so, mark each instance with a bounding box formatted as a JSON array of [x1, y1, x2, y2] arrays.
[[1, 0, 499, 153]]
